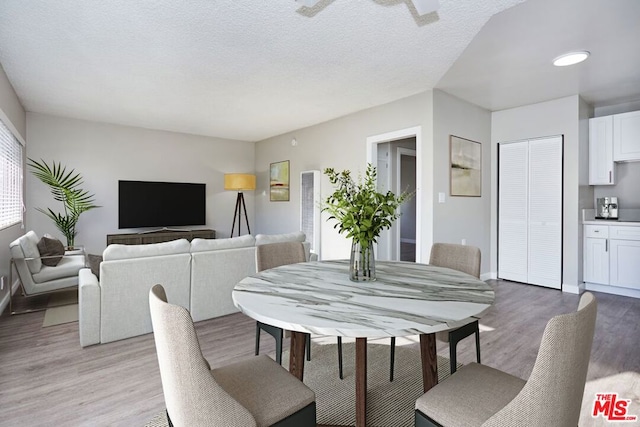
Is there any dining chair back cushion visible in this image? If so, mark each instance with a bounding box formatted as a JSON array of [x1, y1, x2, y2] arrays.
[[429, 243, 480, 278], [415, 292, 597, 427], [483, 292, 597, 427], [256, 241, 306, 272], [149, 284, 257, 427]]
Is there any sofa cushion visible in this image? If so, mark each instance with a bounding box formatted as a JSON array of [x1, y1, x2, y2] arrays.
[[103, 238, 191, 261], [37, 236, 65, 266], [32, 254, 86, 283], [20, 231, 42, 273], [255, 231, 305, 246], [191, 235, 256, 253], [87, 254, 103, 278]]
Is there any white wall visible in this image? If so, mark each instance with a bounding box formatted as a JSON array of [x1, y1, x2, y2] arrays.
[[432, 90, 492, 275], [0, 63, 26, 314], [491, 95, 587, 290], [26, 113, 255, 255], [254, 92, 434, 262]]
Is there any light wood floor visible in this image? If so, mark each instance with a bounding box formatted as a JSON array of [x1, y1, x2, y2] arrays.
[[0, 280, 638, 426]]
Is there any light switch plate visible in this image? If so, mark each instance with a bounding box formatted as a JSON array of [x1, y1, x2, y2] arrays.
[[438, 192, 445, 203]]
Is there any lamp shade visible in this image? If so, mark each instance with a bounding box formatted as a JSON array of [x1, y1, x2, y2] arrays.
[[224, 173, 256, 191]]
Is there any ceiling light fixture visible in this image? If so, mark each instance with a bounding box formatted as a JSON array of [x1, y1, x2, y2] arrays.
[[553, 51, 590, 67], [412, 0, 440, 16]]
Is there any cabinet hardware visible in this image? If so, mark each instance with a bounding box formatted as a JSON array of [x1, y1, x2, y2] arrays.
[[606, 239, 608, 252], [609, 171, 612, 182]]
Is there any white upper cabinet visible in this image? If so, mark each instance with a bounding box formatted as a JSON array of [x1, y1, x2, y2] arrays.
[[613, 110, 640, 161], [589, 116, 615, 185]]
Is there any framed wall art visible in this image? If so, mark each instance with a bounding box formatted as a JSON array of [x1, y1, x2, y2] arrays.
[[270, 160, 290, 201], [450, 135, 481, 197]]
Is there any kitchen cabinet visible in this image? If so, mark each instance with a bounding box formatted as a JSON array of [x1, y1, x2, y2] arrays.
[[609, 226, 640, 289], [613, 110, 640, 161], [583, 225, 609, 285], [583, 223, 640, 296], [588, 116, 615, 185]]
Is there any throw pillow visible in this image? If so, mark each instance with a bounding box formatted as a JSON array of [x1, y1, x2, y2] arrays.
[[37, 236, 65, 267], [88, 254, 103, 279]]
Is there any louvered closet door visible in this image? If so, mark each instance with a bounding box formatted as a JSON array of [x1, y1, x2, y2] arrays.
[[527, 137, 562, 288], [498, 142, 529, 283]]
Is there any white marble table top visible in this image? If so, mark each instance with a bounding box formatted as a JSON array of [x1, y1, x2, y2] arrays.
[[233, 260, 494, 338]]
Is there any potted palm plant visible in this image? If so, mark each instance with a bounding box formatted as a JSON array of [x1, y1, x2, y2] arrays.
[[323, 163, 411, 281], [28, 158, 100, 249]]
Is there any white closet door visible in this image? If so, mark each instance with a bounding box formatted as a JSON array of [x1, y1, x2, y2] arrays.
[[527, 137, 562, 289], [498, 142, 529, 283]]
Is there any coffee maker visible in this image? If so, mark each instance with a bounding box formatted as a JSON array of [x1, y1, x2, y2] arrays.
[[596, 197, 619, 219]]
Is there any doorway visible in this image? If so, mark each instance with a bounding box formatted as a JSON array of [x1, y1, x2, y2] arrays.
[[367, 127, 422, 262], [398, 148, 417, 261]]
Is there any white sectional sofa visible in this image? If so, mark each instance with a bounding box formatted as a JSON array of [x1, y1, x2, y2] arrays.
[[79, 232, 313, 347]]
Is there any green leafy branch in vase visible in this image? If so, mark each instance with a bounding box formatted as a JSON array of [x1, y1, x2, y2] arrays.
[[323, 163, 412, 248], [28, 158, 101, 248]]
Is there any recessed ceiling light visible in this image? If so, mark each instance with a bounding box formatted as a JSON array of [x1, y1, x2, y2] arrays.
[[553, 51, 590, 67]]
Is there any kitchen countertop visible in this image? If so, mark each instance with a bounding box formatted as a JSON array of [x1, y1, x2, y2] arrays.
[[582, 208, 640, 225]]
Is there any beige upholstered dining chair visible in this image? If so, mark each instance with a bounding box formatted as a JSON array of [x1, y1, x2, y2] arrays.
[[256, 241, 348, 378], [149, 284, 316, 427], [415, 292, 597, 427], [388, 243, 482, 380], [255, 241, 310, 365]]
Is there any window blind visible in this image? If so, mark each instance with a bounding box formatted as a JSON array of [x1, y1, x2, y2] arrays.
[[0, 118, 23, 230]]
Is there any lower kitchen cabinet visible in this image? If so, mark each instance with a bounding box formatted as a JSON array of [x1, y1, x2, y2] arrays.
[[584, 224, 640, 297], [610, 239, 640, 289]]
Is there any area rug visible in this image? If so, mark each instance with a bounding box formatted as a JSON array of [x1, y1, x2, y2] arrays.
[[42, 290, 78, 327], [145, 341, 457, 427]]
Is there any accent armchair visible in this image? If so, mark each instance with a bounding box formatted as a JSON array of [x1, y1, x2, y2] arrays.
[[415, 292, 597, 427], [149, 284, 316, 427], [8, 231, 85, 314]]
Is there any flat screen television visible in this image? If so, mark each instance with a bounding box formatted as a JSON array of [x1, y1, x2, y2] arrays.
[[118, 180, 206, 229]]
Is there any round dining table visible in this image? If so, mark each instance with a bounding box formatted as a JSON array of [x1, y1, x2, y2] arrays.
[[233, 260, 494, 427]]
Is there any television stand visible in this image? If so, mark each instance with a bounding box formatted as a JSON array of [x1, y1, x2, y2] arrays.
[[106, 229, 215, 245]]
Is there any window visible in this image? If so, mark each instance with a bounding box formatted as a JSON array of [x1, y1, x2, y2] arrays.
[[0, 117, 23, 230]]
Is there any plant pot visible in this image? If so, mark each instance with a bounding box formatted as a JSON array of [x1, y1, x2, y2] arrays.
[[349, 239, 376, 282]]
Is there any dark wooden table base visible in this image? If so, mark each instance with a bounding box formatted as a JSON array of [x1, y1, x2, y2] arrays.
[[289, 331, 439, 427]]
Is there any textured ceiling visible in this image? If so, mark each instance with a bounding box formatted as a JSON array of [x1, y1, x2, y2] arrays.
[[0, 0, 524, 141], [436, 0, 640, 112]]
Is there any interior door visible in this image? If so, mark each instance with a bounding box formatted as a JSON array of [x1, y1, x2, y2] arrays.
[[498, 142, 529, 283], [527, 136, 562, 289]]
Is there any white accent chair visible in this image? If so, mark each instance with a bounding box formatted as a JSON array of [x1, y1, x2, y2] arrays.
[[8, 231, 85, 314], [415, 292, 597, 427], [149, 284, 316, 427]]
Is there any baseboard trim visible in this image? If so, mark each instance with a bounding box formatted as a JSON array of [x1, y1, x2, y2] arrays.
[[481, 272, 497, 281], [562, 283, 583, 295], [584, 282, 640, 299]]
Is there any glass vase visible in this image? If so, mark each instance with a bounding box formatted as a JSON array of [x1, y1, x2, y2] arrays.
[[350, 239, 376, 282]]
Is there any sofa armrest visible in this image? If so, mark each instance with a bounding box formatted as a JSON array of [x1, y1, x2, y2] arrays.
[[309, 251, 319, 262], [79, 268, 101, 347]]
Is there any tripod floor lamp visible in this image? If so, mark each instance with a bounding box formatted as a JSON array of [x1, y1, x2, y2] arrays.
[[224, 173, 256, 237]]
